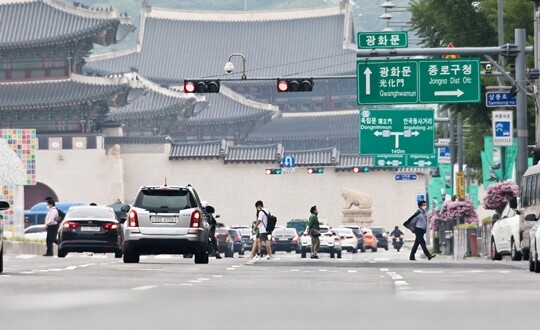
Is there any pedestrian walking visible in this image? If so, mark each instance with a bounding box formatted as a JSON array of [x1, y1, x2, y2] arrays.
[[247, 220, 261, 260], [307, 205, 320, 259], [254, 200, 273, 260], [405, 200, 435, 261], [43, 198, 59, 256]]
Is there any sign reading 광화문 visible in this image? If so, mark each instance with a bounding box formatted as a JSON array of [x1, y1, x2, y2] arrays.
[[359, 109, 435, 155], [357, 32, 408, 49]]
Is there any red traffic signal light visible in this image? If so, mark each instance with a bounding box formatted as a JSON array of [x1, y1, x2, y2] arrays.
[[307, 167, 324, 174], [183, 80, 220, 93], [353, 167, 370, 173], [277, 78, 314, 92]]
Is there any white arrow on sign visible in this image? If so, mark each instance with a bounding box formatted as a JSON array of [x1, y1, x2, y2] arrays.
[[363, 67, 372, 95], [434, 89, 464, 97]]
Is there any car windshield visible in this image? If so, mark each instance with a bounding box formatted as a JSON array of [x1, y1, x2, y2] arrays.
[[67, 208, 115, 219], [238, 229, 251, 236], [228, 230, 240, 238], [24, 226, 46, 233], [136, 188, 195, 212], [273, 228, 296, 235], [371, 228, 385, 235], [345, 227, 360, 236], [335, 228, 354, 235]]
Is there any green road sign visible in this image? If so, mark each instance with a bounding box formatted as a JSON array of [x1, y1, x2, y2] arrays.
[[418, 59, 481, 103], [356, 58, 481, 105], [357, 32, 408, 49], [359, 109, 435, 155], [374, 154, 438, 168], [357, 60, 418, 105]]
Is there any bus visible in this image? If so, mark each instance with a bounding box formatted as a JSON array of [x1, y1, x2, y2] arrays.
[[518, 164, 540, 260], [24, 201, 85, 227]]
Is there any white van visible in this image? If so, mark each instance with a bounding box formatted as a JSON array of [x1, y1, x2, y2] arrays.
[[518, 164, 540, 260]]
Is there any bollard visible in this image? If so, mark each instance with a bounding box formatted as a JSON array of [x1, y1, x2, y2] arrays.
[[470, 232, 478, 257]]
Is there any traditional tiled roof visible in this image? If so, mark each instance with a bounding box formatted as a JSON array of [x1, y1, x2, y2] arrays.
[[224, 143, 283, 163], [182, 86, 278, 125], [337, 154, 373, 168], [169, 140, 227, 159], [246, 110, 358, 142], [84, 3, 356, 83], [0, 74, 130, 110], [109, 74, 201, 120], [105, 136, 167, 145], [286, 147, 340, 166], [0, 0, 135, 49]]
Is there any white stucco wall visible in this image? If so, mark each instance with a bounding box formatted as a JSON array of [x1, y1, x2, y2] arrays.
[[35, 143, 427, 232]]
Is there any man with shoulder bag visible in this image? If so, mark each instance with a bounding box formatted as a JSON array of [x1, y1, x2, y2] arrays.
[[43, 198, 60, 257], [405, 200, 435, 261], [308, 205, 320, 259]]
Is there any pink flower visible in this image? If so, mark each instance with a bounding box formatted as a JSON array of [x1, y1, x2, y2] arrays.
[[483, 181, 518, 212], [437, 200, 479, 224]]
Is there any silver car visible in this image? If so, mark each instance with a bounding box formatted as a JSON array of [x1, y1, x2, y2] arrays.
[[0, 201, 11, 273], [120, 185, 212, 264]]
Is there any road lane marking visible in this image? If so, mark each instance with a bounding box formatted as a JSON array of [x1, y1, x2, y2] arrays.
[[226, 267, 235, 270], [212, 275, 223, 278], [197, 278, 210, 281], [131, 286, 157, 291], [65, 266, 78, 270], [348, 270, 357, 273]]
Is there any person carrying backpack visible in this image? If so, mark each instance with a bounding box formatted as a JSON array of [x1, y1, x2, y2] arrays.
[[43, 198, 60, 256], [254, 200, 273, 260]]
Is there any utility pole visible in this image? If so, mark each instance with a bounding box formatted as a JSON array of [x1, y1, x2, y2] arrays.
[[515, 29, 528, 184]]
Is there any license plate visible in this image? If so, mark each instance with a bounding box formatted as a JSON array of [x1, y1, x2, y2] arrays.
[[151, 216, 178, 224], [81, 226, 100, 232]]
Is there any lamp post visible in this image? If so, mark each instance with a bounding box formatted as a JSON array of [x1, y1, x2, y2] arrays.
[[224, 53, 247, 80]]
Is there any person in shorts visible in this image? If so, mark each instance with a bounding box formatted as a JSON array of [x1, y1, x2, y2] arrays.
[[254, 200, 273, 260]]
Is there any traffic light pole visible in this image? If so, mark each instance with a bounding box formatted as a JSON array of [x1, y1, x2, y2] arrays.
[[356, 31, 533, 184]]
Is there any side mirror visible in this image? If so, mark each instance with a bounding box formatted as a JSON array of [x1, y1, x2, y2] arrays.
[[509, 197, 518, 209], [0, 201, 10, 210], [120, 204, 131, 212], [205, 205, 215, 214], [525, 214, 538, 221], [119, 217, 127, 224], [492, 213, 501, 221], [215, 214, 221, 218]]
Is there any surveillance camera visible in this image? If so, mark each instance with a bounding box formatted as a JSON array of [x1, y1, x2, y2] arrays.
[[224, 61, 234, 74], [485, 63, 492, 71]]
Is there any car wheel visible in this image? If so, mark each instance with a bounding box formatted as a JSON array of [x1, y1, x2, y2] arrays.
[[239, 249, 244, 256], [360, 246, 366, 253], [372, 247, 377, 252], [529, 253, 535, 272], [0, 245, 3, 274], [490, 238, 502, 261], [330, 251, 335, 258], [535, 245, 540, 274], [301, 247, 307, 259], [195, 243, 209, 264], [337, 250, 342, 259], [225, 248, 234, 258], [114, 250, 122, 259], [123, 245, 140, 263], [352, 248, 358, 254], [510, 238, 522, 261], [385, 245, 388, 251], [523, 248, 530, 261], [57, 248, 67, 258]]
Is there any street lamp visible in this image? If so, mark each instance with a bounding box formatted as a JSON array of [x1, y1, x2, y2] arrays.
[[224, 53, 247, 80]]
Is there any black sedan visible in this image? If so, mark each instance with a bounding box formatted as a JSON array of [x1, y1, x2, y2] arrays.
[[271, 228, 299, 252], [57, 206, 123, 258]]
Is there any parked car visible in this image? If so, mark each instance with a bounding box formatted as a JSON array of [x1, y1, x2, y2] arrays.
[[370, 226, 389, 251], [361, 228, 378, 252], [216, 227, 235, 258], [491, 200, 522, 261], [0, 200, 10, 273], [526, 213, 540, 272], [232, 227, 253, 253], [120, 185, 213, 264], [334, 227, 358, 253], [343, 225, 365, 252], [300, 226, 341, 258], [57, 205, 123, 258], [271, 227, 299, 253], [229, 228, 244, 255], [24, 224, 47, 240]]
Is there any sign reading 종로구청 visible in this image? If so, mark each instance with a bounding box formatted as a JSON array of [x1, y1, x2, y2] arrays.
[[359, 109, 435, 155], [357, 32, 408, 49]]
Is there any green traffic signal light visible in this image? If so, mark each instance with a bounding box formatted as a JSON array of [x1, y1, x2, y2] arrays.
[[307, 167, 324, 174], [265, 168, 282, 175]]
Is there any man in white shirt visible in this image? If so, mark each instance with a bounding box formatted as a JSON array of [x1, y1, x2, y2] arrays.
[[43, 198, 59, 256], [254, 200, 273, 260]]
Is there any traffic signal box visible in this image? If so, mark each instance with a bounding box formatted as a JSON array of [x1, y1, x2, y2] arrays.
[[352, 167, 370, 173], [307, 167, 324, 174], [276, 78, 314, 92], [265, 168, 282, 175], [183, 80, 220, 93]]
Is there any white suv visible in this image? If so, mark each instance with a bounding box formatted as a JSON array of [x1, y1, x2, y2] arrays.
[[120, 185, 213, 264], [491, 200, 522, 261], [0, 201, 11, 273], [300, 225, 342, 258]]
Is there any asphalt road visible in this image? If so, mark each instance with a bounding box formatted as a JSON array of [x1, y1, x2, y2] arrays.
[[0, 248, 537, 330]]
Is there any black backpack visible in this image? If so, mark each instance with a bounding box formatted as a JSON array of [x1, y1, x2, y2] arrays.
[[260, 210, 277, 233], [55, 207, 66, 224]]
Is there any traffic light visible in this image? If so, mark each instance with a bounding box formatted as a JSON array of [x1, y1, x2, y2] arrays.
[[276, 78, 314, 92], [265, 168, 282, 175], [307, 167, 324, 174], [352, 167, 370, 173], [183, 80, 220, 93]]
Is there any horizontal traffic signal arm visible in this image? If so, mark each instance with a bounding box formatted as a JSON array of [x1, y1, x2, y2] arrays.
[[276, 78, 314, 92]]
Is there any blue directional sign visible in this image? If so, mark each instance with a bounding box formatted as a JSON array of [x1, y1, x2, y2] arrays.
[[486, 92, 516, 107], [492, 110, 513, 146], [494, 121, 510, 137], [394, 173, 418, 181], [281, 155, 296, 168], [416, 193, 426, 203]]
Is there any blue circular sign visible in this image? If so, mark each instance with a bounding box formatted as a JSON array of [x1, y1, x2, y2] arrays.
[[281, 155, 296, 168]]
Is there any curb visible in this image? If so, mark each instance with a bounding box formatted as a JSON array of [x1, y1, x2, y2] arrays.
[[3, 241, 57, 255]]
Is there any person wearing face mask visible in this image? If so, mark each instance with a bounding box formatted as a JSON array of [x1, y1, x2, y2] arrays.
[[407, 200, 435, 261], [307, 205, 320, 259]]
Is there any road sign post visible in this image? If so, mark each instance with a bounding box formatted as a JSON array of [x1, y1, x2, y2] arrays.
[[359, 109, 435, 155]]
